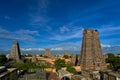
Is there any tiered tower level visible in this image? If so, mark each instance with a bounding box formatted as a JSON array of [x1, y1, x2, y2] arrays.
[[79, 29, 106, 70], [10, 40, 21, 61]]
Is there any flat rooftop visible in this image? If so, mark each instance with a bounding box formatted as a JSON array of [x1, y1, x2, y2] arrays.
[[0, 66, 17, 78]]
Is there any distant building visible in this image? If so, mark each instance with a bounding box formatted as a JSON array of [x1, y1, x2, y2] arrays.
[[45, 48, 51, 57], [9, 40, 21, 61], [44, 48, 55, 59], [64, 51, 71, 57], [0, 66, 18, 80], [71, 54, 78, 66], [32, 54, 37, 62], [49, 55, 55, 60], [79, 29, 106, 70], [114, 54, 120, 57]]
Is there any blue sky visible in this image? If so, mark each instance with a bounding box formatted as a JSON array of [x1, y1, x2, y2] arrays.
[[0, 0, 120, 52]]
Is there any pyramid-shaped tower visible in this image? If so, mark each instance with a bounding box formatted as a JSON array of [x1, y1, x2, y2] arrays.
[[79, 29, 106, 70], [10, 40, 21, 61]]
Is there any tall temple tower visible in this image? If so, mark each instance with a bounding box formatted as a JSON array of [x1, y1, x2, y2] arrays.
[[10, 40, 21, 61], [79, 29, 106, 71]]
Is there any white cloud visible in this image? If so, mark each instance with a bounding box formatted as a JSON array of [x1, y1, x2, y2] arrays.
[[21, 48, 45, 51], [4, 16, 11, 20], [97, 25, 120, 36], [0, 28, 9, 33], [38, 0, 49, 9], [0, 27, 40, 41], [51, 47, 63, 51], [101, 44, 111, 47], [30, 16, 49, 26], [50, 27, 83, 41], [53, 42, 81, 51], [28, 0, 49, 26], [60, 26, 70, 33], [16, 29, 40, 36]]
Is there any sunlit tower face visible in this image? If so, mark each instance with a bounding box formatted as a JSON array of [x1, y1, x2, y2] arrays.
[[79, 29, 106, 70]]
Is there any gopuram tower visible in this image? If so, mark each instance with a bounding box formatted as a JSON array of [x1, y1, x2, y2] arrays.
[[79, 29, 106, 71], [10, 40, 21, 61]]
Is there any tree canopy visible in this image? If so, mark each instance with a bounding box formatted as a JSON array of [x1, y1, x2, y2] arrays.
[[63, 55, 69, 59], [0, 54, 7, 66], [66, 63, 77, 74], [54, 59, 66, 71], [54, 59, 77, 74], [106, 54, 120, 71], [11, 60, 36, 70]]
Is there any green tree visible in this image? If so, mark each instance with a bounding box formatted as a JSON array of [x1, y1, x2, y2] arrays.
[[54, 59, 66, 71], [11, 60, 36, 70], [11, 61, 26, 70], [44, 55, 48, 58], [24, 60, 36, 69], [22, 54, 32, 57], [106, 54, 120, 71], [63, 55, 69, 59], [40, 54, 43, 57], [66, 64, 77, 74], [0, 54, 7, 66]]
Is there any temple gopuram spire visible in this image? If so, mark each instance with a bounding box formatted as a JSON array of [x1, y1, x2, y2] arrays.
[[79, 29, 106, 70]]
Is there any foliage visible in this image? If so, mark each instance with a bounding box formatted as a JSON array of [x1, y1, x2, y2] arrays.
[[11, 59, 52, 71], [24, 60, 36, 69], [37, 60, 51, 68], [54, 59, 66, 71], [11, 61, 26, 70], [66, 64, 77, 74], [40, 54, 43, 57], [106, 54, 120, 71], [22, 54, 32, 57], [0, 54, 7, 66], [63, 55, 69, 59], [11, 60, 36, 70], [44, 55, 48, 58]]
